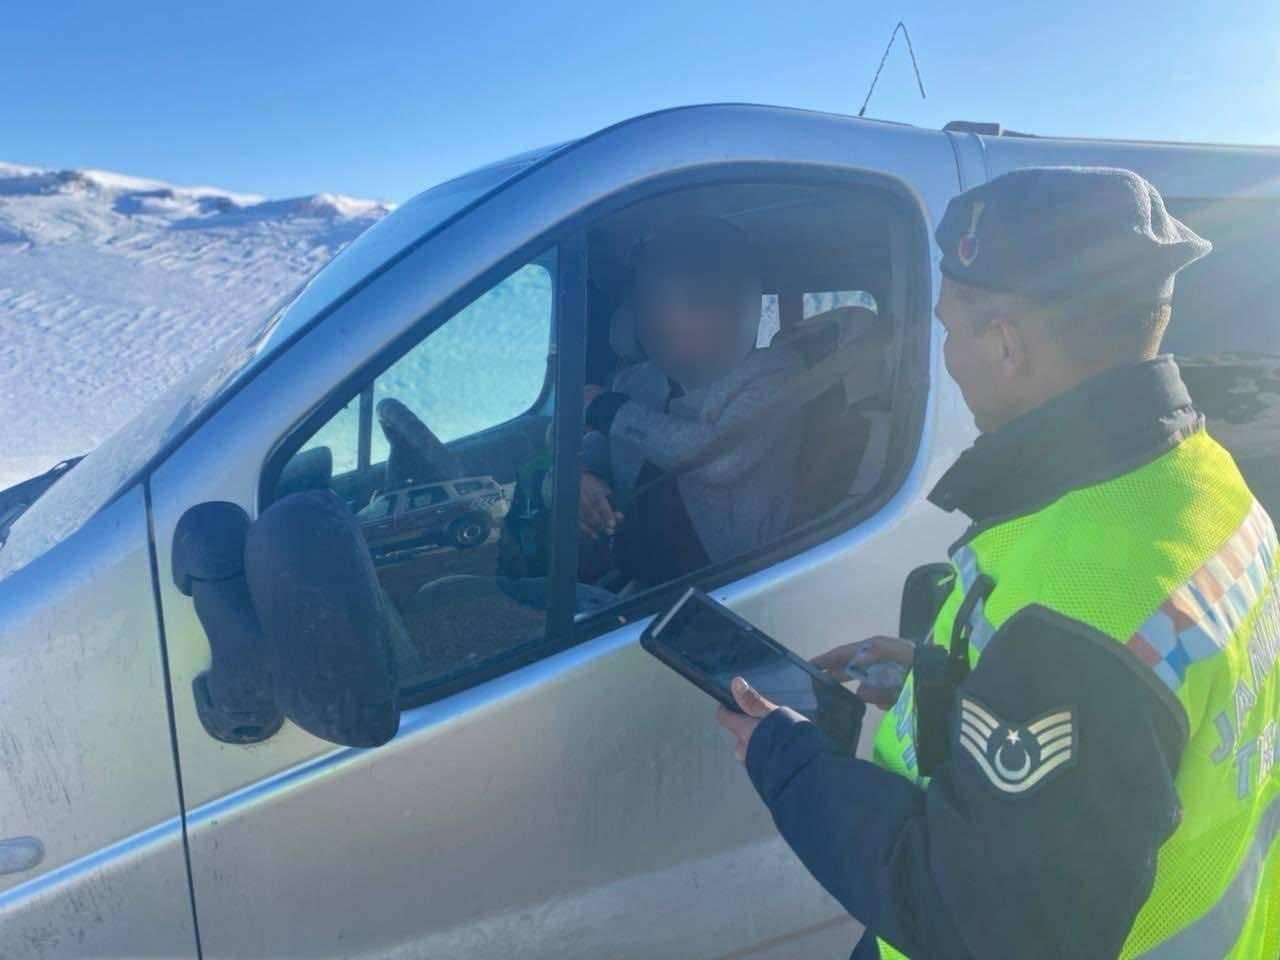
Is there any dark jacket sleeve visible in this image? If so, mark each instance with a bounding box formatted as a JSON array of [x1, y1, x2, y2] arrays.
[[746, 605, 1188, 960]]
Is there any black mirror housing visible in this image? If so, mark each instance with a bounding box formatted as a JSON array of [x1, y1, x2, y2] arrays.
[[172, 501, 283, 744], [245, 490, 401, 747]]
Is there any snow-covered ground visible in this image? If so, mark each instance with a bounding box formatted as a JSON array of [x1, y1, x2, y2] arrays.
[[0, 161, 390, 488]]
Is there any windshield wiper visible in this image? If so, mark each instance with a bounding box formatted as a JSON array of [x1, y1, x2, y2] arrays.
[[0, 457, 83, 548]]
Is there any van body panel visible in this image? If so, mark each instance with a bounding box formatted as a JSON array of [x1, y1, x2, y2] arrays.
[[0, 485, 195, 957], [980, 133, 1280, 199]]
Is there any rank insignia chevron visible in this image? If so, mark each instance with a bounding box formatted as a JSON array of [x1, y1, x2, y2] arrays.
[[957, 697, 1076, 796]]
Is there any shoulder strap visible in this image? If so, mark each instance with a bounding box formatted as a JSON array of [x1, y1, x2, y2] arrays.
[[624, 330, 893, 504]]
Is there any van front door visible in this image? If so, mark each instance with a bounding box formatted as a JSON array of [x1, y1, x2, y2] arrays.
[[149, 105, 967, 959]]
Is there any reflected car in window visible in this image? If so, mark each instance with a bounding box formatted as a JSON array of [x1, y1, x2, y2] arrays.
[[356, 475, 509, 555]]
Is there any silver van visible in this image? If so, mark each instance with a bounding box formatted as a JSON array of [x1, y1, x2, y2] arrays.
[[2, 105, 1279, 959]]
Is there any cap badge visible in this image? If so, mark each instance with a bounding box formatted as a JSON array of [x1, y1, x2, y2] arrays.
[[956, 200, 985, 267]]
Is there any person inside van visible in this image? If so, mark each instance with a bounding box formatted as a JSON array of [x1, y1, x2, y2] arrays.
[[578, 216, 806, 587]]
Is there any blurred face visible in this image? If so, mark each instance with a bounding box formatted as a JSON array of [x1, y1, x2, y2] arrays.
[[636, 269, 749, 383]]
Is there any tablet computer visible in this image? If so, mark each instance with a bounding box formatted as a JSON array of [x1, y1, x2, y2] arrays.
[[641, 587, 863, 748]]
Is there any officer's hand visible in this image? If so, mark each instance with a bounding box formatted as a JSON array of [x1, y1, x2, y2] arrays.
[[579, 471, 623, 540], [716, 677, 778, 764], [812, 636, 915, 709]]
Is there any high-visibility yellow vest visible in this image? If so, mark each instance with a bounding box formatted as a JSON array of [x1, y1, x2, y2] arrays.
[[874, 430, 1280, 959]]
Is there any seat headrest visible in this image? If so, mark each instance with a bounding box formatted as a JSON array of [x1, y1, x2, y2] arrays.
[[276, 446, 334, 500], [794, 305, 881, 344], [773, 305, 882, 363], [775, 305, 892, 406]]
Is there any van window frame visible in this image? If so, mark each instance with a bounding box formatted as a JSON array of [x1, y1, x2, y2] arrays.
[[258, 162, 932, 712], [567, 170, 933, 651]]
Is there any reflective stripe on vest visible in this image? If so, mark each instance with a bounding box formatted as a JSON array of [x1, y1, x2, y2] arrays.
[[951, 543, 996, 655], [1137, 792, 1280, 959], [1126, 499, 1278, 694], [872, 431, 1280, 960]]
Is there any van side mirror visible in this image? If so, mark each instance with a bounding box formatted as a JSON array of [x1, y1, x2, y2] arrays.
[[898, 562, 956, 643], [172, 502, 283, 744], [173, 491, 401, 748], [244, 490, 401, 747]]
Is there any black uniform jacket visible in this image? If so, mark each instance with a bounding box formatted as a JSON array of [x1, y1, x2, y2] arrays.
[[746, 358, 1197, 959]]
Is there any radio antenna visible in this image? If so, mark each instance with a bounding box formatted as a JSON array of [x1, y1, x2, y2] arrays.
[[858, 21, 927, 118]]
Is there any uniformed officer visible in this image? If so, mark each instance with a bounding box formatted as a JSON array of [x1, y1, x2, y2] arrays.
[[717, 166, 1280, 959]]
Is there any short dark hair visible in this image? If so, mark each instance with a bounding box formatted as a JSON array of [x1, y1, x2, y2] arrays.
[[632, 215, 756, 285], [1035, 297, 1172, 364], [958, 280, 1171, 364]]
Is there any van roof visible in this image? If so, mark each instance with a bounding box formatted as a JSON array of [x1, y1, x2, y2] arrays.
[[942, 118, 1280, 153]]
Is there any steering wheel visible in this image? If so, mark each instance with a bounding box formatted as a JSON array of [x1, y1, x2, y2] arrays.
[[376, 398, 462, 490]]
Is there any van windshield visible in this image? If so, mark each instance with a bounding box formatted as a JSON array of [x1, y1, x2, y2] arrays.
[[0, 148, 558, 581]]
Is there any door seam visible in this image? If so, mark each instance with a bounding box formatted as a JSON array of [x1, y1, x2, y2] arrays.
[[143, 478, 204, 960]]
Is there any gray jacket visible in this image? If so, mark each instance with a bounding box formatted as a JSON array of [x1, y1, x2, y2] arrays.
[[581, 341, 806, 565]]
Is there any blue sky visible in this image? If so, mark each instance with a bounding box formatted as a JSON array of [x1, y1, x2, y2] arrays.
[[3, 1, 1277, 201]]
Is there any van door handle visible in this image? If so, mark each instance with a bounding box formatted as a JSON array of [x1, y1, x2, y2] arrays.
[[0, 836, 44, 875]]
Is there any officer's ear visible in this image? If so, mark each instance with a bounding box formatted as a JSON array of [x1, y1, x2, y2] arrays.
[[991, 315, 1032, 380], [978, 292, 1039, 382]]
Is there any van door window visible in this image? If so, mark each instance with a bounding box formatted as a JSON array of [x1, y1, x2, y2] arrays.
[[407, 486, 450, 510], [803, 290, 878, 317], [368, 263, 553, 464], [271, 251, 558, 696], [266, 178, 929, 700], [298, 395, 362, 475], [758, 293, 781, 346], [577, 180, 925, 602]]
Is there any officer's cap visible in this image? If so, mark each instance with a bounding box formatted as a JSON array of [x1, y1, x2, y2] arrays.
[[936, 166, 1211, 305]]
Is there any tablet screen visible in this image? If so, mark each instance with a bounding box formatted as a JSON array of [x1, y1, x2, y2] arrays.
[[660, 593, 824, 718]]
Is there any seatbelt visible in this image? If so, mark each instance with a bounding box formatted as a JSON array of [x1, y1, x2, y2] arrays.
[[620, 328, 895, 505]]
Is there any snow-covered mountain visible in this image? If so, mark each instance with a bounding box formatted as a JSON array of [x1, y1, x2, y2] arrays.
[[0, 161, 391, 487]]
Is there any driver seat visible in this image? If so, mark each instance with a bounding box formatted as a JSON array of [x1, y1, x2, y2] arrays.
[[781, 305, 889, 527]]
